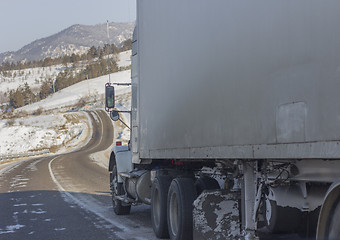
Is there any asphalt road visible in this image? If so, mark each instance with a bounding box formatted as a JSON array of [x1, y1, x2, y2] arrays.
[[0, 110, 156, 240]]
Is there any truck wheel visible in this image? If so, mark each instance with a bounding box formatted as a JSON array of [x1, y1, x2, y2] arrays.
[[167, 178, 197, 240], [110, 166, 131, 215], [325, 201, 340, 239], [195, 176, 220, 196], [151, 175, 172, 238]]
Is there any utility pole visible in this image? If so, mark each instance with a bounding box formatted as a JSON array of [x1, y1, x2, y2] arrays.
[[107, 20, 111, 84], [106, 20, 110, 41], [87, 74, 90, 97], [53, 80, 56, 93]]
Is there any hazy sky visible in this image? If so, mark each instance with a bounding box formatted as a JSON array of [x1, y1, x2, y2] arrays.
[[0, 0, 136, 53]]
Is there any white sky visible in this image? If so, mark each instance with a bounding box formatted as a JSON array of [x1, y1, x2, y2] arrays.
[[0, 0, 136, 53]]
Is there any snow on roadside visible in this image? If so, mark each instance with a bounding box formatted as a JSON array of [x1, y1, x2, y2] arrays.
[[0, 224, 25, 234], [0, 112, 89, 155]]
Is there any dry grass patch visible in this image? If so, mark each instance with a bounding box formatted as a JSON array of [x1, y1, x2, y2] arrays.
[[49, 145, 62, 153]]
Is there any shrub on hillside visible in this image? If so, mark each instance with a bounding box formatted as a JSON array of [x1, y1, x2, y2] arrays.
[[33, 107, 44, 116], [5, 119, 15, 127]]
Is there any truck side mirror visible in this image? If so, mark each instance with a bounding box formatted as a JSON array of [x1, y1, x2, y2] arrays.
[[110, 110, 120, 121], [105, 85, 115, 109]]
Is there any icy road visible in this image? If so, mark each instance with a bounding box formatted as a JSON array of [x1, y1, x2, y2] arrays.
[[0, 110, 156, 240]]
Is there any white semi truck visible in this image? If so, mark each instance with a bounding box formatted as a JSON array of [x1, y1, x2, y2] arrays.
[[105, 1, 340, 239]]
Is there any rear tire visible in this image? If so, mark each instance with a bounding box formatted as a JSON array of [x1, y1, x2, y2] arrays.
[[167, 178, 197, 240], [326, 201, 340, 239], [110, 166, 131, 215], [151, 175, 172, 238]]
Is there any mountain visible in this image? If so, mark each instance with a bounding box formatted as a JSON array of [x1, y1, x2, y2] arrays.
[[0, 22, 134, 63]]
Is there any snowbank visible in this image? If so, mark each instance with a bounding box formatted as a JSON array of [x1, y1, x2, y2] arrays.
[[0, 112, 90, 155]]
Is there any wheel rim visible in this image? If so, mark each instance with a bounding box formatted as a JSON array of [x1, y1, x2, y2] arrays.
[[152, 188, 161, 228], [111, 180, 118, 207], [111, 167, 118, 207], [169, 190, 179, 236]]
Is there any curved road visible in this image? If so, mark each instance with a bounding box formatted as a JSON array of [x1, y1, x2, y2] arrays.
[[0, 110, 156, 240]]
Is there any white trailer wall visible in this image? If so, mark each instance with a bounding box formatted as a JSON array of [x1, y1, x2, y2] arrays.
[[136, 0, 340, 159]]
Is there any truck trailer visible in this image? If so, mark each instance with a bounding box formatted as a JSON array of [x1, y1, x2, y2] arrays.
[[105, 0, 340, 239]]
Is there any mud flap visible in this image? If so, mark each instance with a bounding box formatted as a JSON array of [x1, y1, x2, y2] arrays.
[[193, 190, 243, 240]]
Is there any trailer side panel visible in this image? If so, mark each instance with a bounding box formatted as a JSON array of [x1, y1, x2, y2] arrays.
[[137, 0, 340, 159]]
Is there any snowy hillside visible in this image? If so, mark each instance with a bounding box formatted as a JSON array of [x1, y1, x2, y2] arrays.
[[0, 51, 132, 157], [0, 22, 134, 63], [18, 70, 131, 113], [0, 50, 131, 105], [0, 65, 63, 93]]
